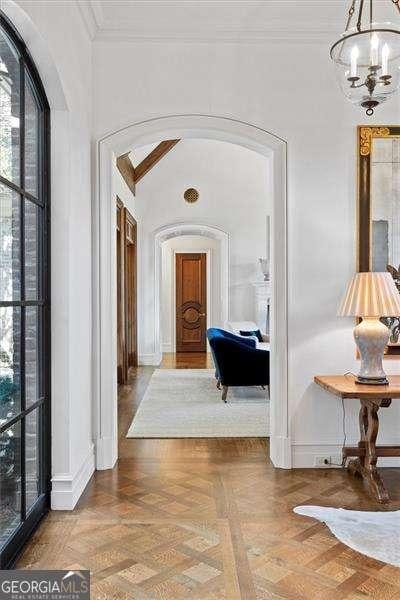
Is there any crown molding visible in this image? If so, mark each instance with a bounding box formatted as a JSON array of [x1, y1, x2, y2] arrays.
[[91, 23, 343, 45], [76, 0, 398, 45], [76, 0, 104, 41]]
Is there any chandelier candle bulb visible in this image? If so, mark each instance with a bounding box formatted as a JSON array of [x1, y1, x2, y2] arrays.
[[370, 33, 379, 66], [382, 43, 389, 76], [351, 45, 359, 77]]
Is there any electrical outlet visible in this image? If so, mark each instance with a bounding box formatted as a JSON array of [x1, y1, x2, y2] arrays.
[[329, 454, 342, 467], [314, 456, 332, 467], [314, 455, 342, 468]]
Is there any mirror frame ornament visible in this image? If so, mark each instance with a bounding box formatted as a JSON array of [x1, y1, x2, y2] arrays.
[[357, 125, 400, 355]]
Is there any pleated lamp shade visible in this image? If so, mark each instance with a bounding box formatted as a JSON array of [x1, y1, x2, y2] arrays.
[[339, 272, 400, 317]]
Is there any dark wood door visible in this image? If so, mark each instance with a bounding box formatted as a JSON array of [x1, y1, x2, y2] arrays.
[[116, 198, 125, 384], [124, 208, 138, 370], [116, 200, 138, 384], [176, 253, 207, 352]]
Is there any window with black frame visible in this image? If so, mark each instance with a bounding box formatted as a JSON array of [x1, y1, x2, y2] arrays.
[[0, 14, 50, 568]]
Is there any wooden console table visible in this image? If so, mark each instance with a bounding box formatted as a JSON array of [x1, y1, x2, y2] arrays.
[[314, 374, 400, 504]]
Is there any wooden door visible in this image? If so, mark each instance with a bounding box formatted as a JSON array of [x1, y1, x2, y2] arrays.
[[116, 198, 125, 383], [124, 208, 138, 370], [176, 253, 207, 352]]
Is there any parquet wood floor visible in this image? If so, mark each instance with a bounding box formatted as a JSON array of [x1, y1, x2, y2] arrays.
[[161, 352, 214, 369], [17, 357, 400, 599]]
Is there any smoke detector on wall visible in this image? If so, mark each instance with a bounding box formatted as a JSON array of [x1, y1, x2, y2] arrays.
[[184, 188, 199, 204]]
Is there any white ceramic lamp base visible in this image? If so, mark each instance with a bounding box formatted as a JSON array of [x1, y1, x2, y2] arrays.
[[354, 317, 389, 385]]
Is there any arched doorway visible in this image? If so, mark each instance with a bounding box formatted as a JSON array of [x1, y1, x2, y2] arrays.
[[154, 223, 229, 362], [94, 115, 289, 470]]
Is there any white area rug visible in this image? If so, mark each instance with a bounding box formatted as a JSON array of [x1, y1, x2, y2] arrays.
[[126, 369, 269, 438], [294, 505, 400, 567]]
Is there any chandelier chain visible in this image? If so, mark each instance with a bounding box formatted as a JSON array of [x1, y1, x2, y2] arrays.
[[357, 0, 365, 32], [345, 0, 357, 31]]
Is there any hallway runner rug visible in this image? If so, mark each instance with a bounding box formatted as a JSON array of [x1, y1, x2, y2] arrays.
[[126, 368, 269, 438]]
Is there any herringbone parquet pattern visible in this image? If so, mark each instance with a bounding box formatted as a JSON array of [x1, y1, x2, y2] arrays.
[[17, 362, 400, 599]]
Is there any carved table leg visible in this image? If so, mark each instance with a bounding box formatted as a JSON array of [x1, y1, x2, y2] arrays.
[[347, 398, 392, 503]]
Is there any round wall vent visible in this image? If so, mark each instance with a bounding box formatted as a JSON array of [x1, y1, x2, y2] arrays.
[[184, 188, 199, 204]]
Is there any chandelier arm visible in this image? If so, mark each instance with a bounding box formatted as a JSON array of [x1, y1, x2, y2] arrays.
[[392, 0, 400, 15], [357, 0, 365, 31]]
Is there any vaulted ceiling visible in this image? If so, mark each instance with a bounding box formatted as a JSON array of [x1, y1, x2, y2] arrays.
[[77, 1, 397, 43]]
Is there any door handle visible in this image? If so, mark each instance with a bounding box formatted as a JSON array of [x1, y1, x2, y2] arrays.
[[199, 313, 206, 317]]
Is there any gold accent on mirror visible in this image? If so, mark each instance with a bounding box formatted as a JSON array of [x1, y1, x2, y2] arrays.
[[357, 125, 400, 355], [359, 127, 391, 156]]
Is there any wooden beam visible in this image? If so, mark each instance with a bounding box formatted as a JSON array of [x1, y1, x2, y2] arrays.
[[134, 140, 180, 183], [116, 153, 136, 195]]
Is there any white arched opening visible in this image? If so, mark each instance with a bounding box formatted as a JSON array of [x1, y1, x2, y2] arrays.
[[94, 114, 289, 470], [154, 223, 229, 360]]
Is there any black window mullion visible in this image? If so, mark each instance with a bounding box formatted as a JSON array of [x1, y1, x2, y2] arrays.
[[0, 397, 45, 434], [19, 57, 26, 522], [0, 175, 43, 206], [0, 300, 45, 308]]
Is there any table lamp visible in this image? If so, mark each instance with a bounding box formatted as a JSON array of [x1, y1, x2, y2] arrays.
[[338, 272, 400, 385]]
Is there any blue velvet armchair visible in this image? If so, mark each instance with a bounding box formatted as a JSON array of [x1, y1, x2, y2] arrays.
[[206, 328, 270, 402]]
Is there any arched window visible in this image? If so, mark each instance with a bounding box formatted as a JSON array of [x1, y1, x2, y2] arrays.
[[0, 12, 50, 567]]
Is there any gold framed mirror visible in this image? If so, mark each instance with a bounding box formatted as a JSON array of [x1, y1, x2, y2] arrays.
[[358, 125, 400, 354]]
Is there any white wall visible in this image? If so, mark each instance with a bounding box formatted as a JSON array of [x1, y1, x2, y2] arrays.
[[94, 34, 400, 467], [161, 235, 221, 352], [134, 138, 270, 361], [5, 1, 94, 507]]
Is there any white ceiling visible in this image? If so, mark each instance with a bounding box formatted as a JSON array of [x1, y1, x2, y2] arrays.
[[77, 0, 399, 43], [129, 142, 160, 167]]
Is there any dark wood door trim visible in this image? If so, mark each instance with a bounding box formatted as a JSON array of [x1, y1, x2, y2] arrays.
[[176, 253, 207, 352], [124, 208, 138, 370], [116, 198, 138, 383], [116, 197, 126, 384]]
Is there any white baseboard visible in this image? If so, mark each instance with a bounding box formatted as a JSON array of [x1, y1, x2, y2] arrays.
[[51, 444, 95, 510], [270, 435, 292, 469], [293, 443, 400, 468], [139, 352, 162, 366], [95, 435, 118, 470]]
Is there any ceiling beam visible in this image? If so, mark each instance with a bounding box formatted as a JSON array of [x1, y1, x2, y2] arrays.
[[116, 153, 136, 195], [116, 139, 180, 194], [134, 140, 180, 184]]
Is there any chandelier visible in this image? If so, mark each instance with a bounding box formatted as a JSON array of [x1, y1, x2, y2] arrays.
[[330, 0, 400, 115]]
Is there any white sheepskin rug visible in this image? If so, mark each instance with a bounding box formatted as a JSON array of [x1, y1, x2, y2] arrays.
[[294, 505, 400, 567]]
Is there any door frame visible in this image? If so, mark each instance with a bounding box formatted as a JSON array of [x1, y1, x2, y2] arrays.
[[94, 114, 289, 470], [155, 223, 228, 363], [172, 249, 211, 353], [115, 198, 138, 384]]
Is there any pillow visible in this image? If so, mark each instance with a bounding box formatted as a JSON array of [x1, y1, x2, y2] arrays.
[[239, 329, 263, 343]]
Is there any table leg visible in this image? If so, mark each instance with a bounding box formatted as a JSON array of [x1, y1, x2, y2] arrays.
[[347, 398, 391, 503]]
